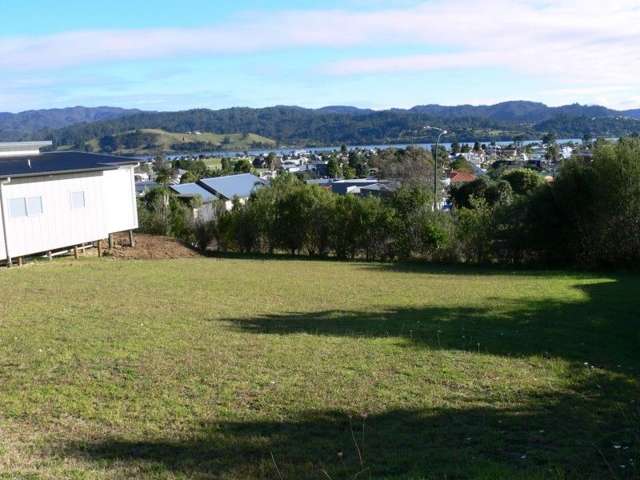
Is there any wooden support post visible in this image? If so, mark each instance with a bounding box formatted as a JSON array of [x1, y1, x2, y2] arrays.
[[129, 230, 135, 248], [108, 233, 114, 249], [74, 246, 79, 259], [17, 257, 23, 267], [97, 240, 102, 258], [48, 251, 53, 261]]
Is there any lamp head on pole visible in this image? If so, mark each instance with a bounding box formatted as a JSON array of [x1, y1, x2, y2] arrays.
[[424, 125, 448, 135]]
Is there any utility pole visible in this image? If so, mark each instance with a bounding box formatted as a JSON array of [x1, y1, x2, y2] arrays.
[[424, 126, 448, 211]]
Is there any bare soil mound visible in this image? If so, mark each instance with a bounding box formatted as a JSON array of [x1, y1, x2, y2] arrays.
[[106, 233, 199, 260]]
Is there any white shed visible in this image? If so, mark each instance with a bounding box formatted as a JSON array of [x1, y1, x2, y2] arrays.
[[0, 142, 139, 265]]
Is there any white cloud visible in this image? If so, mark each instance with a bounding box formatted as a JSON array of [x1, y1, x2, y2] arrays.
[[1, 0, 639, 108]]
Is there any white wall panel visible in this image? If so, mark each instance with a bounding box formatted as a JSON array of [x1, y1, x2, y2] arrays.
[[1, 172, 108, 258], [102, 167, 138, 233], [0, 209, 6, 261], [0, 166, 137, 260]]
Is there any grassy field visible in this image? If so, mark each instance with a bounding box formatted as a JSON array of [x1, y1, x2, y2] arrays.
[[0, 258, 638, 479], [81, 129, 276, 154]]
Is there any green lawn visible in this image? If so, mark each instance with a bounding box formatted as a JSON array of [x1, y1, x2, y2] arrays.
[[0, 258, 638, 479]]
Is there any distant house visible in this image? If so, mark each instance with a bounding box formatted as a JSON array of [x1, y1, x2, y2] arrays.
[[170, 173, 264, 220], [134, 172, 150, 182], [169, 183, 217, 203], [169, 182, 219, 222], [448, 170, 477, 185], [135, 180, 159, 197], [359, 182, 399, 198], [198, 173, 264, 206], [331, 179, 380, 195], [305, 178, 333, 189], [0, 142, 139, 266]]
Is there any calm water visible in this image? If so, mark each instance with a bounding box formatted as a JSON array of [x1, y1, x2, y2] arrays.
[[155, 138, 584, 160]]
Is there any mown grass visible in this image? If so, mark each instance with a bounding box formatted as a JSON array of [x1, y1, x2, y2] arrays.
[[0, 258, 638, 479]]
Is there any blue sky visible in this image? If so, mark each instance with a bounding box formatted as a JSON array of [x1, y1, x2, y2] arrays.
[[2, 0, 639, 112]]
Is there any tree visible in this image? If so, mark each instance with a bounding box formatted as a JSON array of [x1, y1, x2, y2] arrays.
[[221, 158, 233, 173], [549, 137, 640, 267], [371, 147, 435, 185], [358, 197, 395, 261], [388, 185, 432, 259], [501, 168, 544, 196], [99, 135, 118, 153], [272, 182, 317, 255], [455, 196, 494, 263], [327, 157, 341, 178], [541, 132, 557, 145], [265, 152, 279, 170], [332, 195, 367, 260], [154, 155, 175, 186], [180, 171, 199, 184], [450, 177, 513, 209], [450, 157, 474, 173], [233, 159, 252, 173], [545, 143, 561, 162], [343, 166, 357, 179], [231, 201, 261, 253], [306, 187, 337, 257]]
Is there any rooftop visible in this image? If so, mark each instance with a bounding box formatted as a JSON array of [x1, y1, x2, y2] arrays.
[[197, 173, 264, 200], [449, 170, 477, 184], [0, 151, 139, 179], [169, 183, 218, 203]]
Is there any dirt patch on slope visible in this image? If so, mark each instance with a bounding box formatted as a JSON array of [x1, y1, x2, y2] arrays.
[[106, 233, 199, 260]]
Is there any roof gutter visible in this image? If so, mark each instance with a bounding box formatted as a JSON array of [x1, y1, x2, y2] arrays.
[[0, 177, 12, 266]]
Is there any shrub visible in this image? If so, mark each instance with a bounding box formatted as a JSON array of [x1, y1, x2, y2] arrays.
[[501, 168, 545, 196]]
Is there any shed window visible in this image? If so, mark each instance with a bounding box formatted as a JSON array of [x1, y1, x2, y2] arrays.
[[71, 191, 85, 209], [27, 197, 43, 216], [9, 198, 27, 218], [9, 196, 43, 217]]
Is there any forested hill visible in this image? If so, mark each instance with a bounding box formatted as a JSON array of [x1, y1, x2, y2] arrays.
[[0, 106, 143, 141], [4, 101, 640, 146]]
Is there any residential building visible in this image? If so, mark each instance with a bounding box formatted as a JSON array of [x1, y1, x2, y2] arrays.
[[0, 142, 139, 265], [170, 173, 265, 219]]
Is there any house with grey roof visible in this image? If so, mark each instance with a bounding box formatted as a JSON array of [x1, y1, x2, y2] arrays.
[[169, 173, 265, 221], [198, 173, 264, 202], [0, 142, 139, 266], [169, 183, 217, 203]]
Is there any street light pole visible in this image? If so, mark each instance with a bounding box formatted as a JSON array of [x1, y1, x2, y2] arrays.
[[425, 126, 447, 211]]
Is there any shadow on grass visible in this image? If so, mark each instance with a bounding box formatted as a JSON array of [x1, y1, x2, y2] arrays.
[[66, 372, 638, 479], [228, 278, 640, 371], [63, 277, 640, 479]]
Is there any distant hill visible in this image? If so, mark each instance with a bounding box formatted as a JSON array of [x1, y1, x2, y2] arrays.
[[6, 101, 640, 148], [0, 106, 144, 141], [73, 128, 276, 154], [408, 101, 634, 123], [624, 109, 640, 120], [316, 106, 375, 115]]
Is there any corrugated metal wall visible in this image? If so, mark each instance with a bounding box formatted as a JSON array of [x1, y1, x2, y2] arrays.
[[0, 199, 6, 261], [0, 166, 137, 261], [102, 167, 139, 234]]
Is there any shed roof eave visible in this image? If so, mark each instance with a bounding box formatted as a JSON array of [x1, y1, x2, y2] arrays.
[[0, 163, 138, 181]]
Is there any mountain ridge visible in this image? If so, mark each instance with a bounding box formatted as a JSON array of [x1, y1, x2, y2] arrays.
[[1, 101, 639, 146], [0, 106, 144, 141]]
